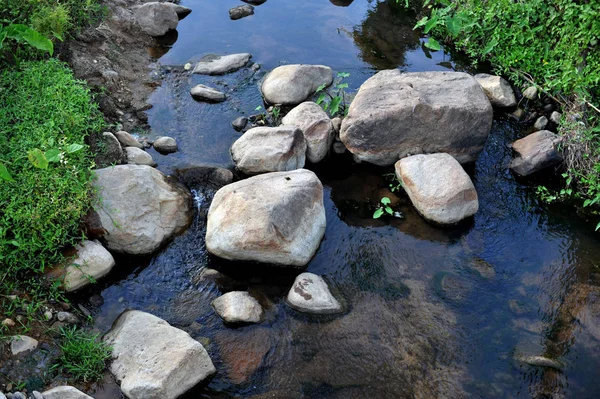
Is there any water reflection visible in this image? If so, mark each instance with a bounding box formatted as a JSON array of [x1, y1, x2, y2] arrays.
[[330, 0, 355, 6]]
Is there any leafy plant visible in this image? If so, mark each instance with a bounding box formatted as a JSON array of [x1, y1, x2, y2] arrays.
[[53, 326, 112, 382], [316, 72, 351, 117], [373, 197, 403, 219], [0, 23, 54, 57], [383, 172, 403, 193]]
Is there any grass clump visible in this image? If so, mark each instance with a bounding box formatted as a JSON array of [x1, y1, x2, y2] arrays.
[[53, 326, 112, 382], [0, 59, 104, 300]]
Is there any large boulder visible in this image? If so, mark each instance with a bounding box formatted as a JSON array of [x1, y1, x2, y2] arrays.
[[64, 240, 115, 292], [510, 130, 562, 176], [134, 2, 179, 37], [287, 273, 343, 314], [261, 65, 333, 106], [231, 126, 306, 175], [104, 310, 216, 399], [91, 165, 192, 255], [341, 70, 493, 166], [193, 53, 252, 75], [474, 73, 517, 107], [395, 153, 479, 224], [281, 102, 333, 163], [206, 169, 326, 267]]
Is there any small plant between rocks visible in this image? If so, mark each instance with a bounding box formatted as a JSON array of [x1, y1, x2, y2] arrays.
[[316, 71, 351, 117]]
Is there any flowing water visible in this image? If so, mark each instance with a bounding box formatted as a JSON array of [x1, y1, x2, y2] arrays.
[[87, 0, 600, 398]]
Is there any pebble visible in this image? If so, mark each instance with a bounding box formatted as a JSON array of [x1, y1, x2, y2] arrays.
[[550, 111, 561, 124], [231, 116, 248, 131], [523, 86, 538, 100], [32, 392, 44, 399], [534, 116, 548, 131], [153, 136, 178, 154], [44, 311, 53, 321], [2, 318, 15, 328], [57, 311, 79, 324]]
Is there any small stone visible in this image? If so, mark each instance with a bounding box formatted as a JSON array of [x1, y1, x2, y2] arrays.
[[193, 53, 252, 75], [543, 104, 554, 113], [286, 272, 342, 314], [212, 291, 264, 324], [44, 311, 53, 321], [190, 84, 226, 103], [519, 355, 563, 370], [89, 294, 104, 307], [42, 386, 94, 399], [153, 136, 178, 154], [550, 111, 561, 124], [229, 4, 254, 20], [333, 142, 346, 154], [10, 335, 39, 355], [57, 311, 79, 324], [2, 318, 15, 328], [32, 392, 44, 399], [331, 117, 342, 136], [114, 131, 143, 149], [534, 116, 548, 131], [78, 304, 92, 318], [522, 86, 538, 100], [11, 393, 24, 399], [251, 63, 261, 72], [126, 147, 156, 166], [231, 116, 248, 131]]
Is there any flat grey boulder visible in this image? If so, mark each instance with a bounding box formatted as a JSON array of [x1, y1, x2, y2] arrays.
[[134, 2, 179, 37], [510, 130, 562, 176], [10, 335, 38, 355], [282, 101, 333, 163], [474, 73, 516, 107], [193, 53, 252, 75], [104, 310, 216, 399], [212, 291, 263, 324], [153, 136, 178, 154], [91, 165, 192, 255], [115, 130, 143, 149], [206, 169, 326, 267], [341, 70, 493, 166], [43, 386, 94, 399], [229, 5, 254, 20], [126, 147, 156, 166], [64, 240, 115, 292], [231, 126, 306, 175], [395, 153, 479, 224], [190, 84, 226, 103], [261, 64, 333, 106], [287, 273, 342, 314]]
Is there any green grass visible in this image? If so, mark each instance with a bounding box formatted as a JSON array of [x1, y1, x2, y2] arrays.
[[53, 326, 112, 382]]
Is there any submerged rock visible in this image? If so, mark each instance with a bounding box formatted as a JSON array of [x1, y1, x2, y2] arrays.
[[90, 165, 192, 255], [474, 73, 516, 107], [115, 130, 143, 149], [261, 64, 333, 105], [519, 355, 563, 370], [281, 101, 333, 163], [63, 240, 115, 292], [42, 386, 94, 399], [212, 291, 264, 324], [104, 310, 216, 399], [206, 169, 326, 267], [231, 126, 306, 175], [229, 5, 254, 20], [510, 130, 562, 176], [126, 147, 156, 166], [341, 70, 493, 166], [10, 335, 38, 356], [395, 153, 479, 224], [193, 53, 252, 75], [215, 327, 272, 384], [153, 136, 178, 154], [134, 2, 179, 37], [287, 273, 343, 314], [190, 84, 226, 102]]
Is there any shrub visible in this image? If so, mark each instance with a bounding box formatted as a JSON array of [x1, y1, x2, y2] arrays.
[[53, 326, 112, 382]]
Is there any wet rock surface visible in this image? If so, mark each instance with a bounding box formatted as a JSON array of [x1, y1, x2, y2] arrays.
[[153, 136, 178, 154], [212, 291, 264, 324], [193, 53, 252, 75], [229, 5, 255, 20], [510, 130, 562, 176], [286, 273, 342, 314], [261, 64, 333, 105], [190, 84, 227, 103]]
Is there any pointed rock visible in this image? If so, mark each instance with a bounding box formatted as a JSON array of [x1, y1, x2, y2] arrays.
[[212, 291, 263, 324], [287, 273, 342, 314]]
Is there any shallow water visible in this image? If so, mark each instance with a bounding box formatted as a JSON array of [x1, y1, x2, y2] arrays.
[[88, 0, 600, 398]]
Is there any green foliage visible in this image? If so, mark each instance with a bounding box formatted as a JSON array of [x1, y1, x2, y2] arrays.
[[383, 172, 403, 193], [0, 59, 104, 291], [0, 23, 54, 56], [53, 326, 112, 382], [316, 72, 351, 117], [31, 4, 71, 40], [373, 197, 400, 219]]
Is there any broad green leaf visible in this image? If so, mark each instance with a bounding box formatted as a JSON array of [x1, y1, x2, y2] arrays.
[[424, 37, 441, 51], [414, 16, 429, 30], [315, 83, 327, 93], [0, 162, 15, 182], [424, 18, 438, 34], [373, 208, 384, 219], [445, 16, 461, 36], [337, 72, 350, 78], [380, 196, 391, 205], [6, 24, 53, 55], [255, 105, 263, 111], [66, 143, 84, 154], [45, 148, 61, 163], [316, 92, 327, 105], [28, 148, 49, 170], [385, 206, 393, 215], [330, 96, 342, 116], [337, 83, 349, 89], [596, 221, 600, 231], [482, 38, 498, 55]]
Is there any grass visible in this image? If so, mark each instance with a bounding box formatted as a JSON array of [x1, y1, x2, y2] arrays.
[[53, 326, 112, 382]]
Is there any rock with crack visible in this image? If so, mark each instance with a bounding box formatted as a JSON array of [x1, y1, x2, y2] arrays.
[[229, 5, 254, 20], [89, 165, 192, 255], [63, 240, 115, 292], [104, 310, 216, 399], [126, 147, 156, 166], [206, 169, 326, 267], [261, 64, 333, 106], [190, 84, 226, 103], [341, 70, 493, 166], [281, 101, 334, 163], [193, 53, 252, 75], [231, 126, 306, 175], [474, 73, 516, 107], [134, 2, 179, 37], [212, 291, 264, 324], [510, 130, 562, 176], [42, 386, 95, 399], [395, 153, 479, 224], [287, 273, 342, 314]]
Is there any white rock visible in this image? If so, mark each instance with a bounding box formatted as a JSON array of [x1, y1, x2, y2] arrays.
[[115, 131, 143, 149], [90, 165, 192, 255], [510, 130, 562, 176], [282, 101, 333, 163], [104, 310, 216, 399], [43, 386, 95, 399], [10, 335, 38, 355], [212, 291, 263, 323], [193, 53, 252, 75], [231, 126, 306, 175], [261, 64, 333, 105], [395, 153, 479, 224], [153, 136, 178, 154], [474, 73, 517, 107], [126, 147, 156, 166], [134, 2, 179, 37], [550, 111, 561, 124], [523, 86, 538, 100], [190, 84, 226, 103], [64, 240, 115, 292], [206, 169, 326, 267], [287, 273, 342, 314]]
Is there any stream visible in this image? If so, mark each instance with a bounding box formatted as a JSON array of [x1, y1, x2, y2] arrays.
[[85, 0, 600, 397]]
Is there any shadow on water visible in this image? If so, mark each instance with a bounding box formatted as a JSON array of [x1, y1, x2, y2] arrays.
[[87, 0, 600, 398]]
